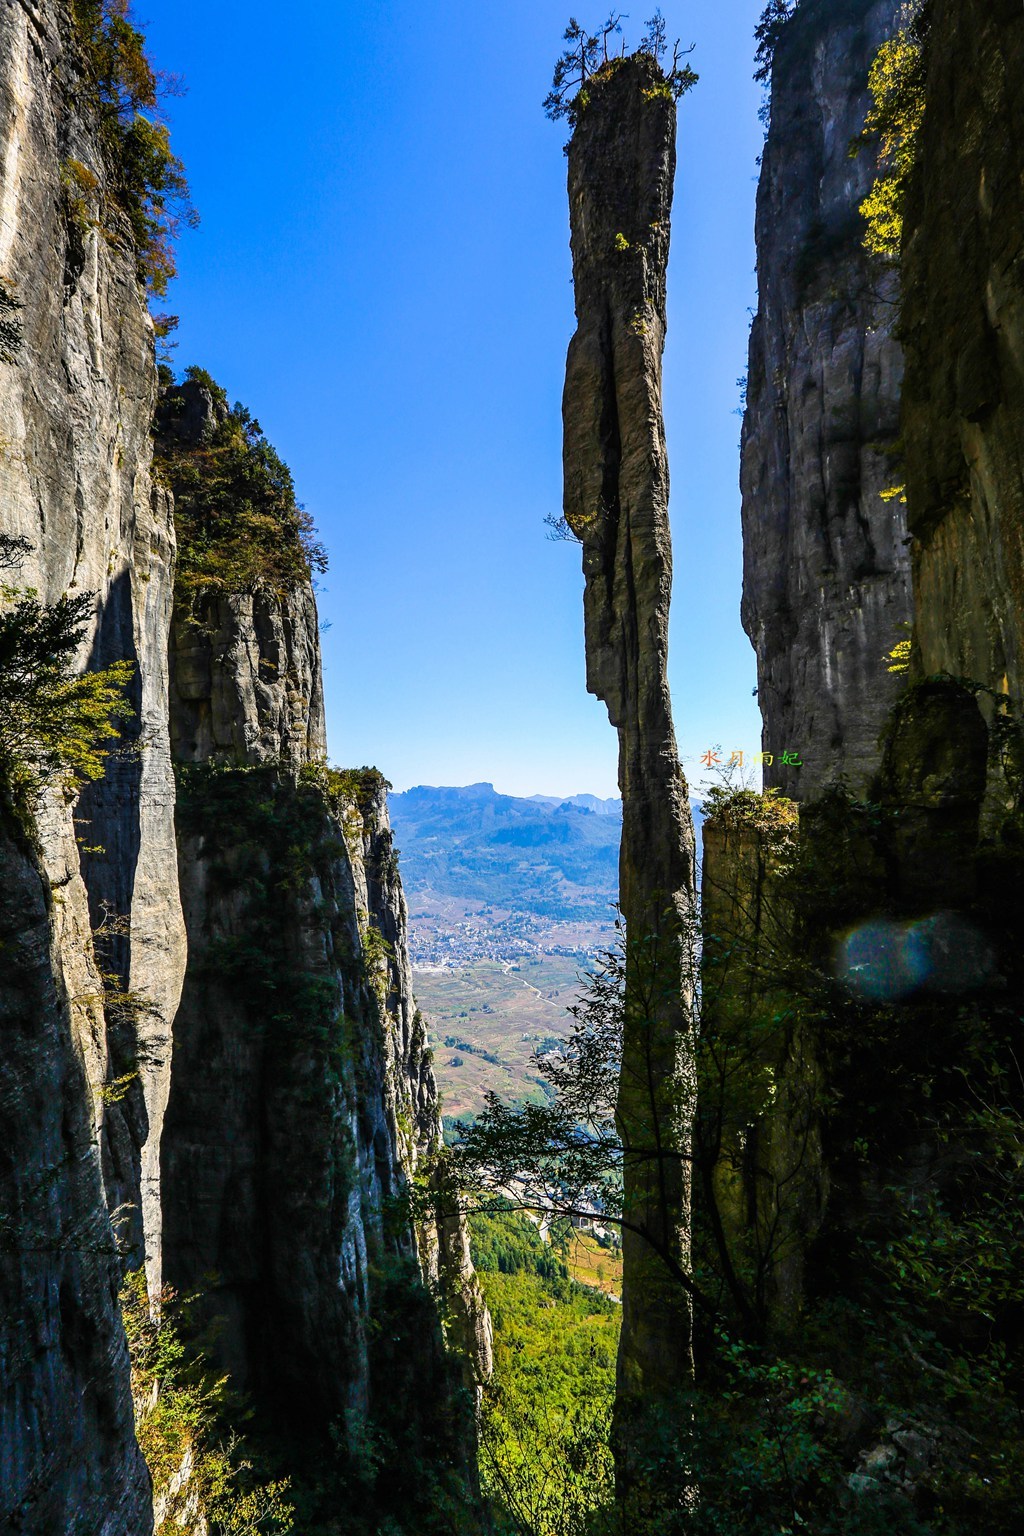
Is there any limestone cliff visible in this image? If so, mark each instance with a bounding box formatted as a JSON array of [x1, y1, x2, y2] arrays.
[[901, 0, 1024, 714], [158, 378, 489, 1526], [742, 0, 910, 798], [0, 4, 484, 1527], [562, 51, 697, 1419], [692, 1, 1024, 1521], [0, 1, 184, 1526]]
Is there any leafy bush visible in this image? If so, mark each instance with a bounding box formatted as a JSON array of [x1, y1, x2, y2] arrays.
[[72, 0, 196, 295], [854, 14, 930, 260], [120, 1270, 294, 1534], [0, 537, 134, 806], [157, 369, 327, 600]]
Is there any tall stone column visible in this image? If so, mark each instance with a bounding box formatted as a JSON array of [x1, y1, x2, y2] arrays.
[[562, 52, 697, 1425]]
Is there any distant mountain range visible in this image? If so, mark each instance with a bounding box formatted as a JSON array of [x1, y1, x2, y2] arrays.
[[389, 783, 704, 922], [389, 783, 622, 920], [527, 792, 622, 816]]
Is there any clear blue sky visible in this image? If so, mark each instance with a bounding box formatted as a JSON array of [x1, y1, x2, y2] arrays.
[[142, 1, 766, 799]]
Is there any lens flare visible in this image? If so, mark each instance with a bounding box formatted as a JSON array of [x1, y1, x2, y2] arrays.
[[836, 913, 993, 1001]]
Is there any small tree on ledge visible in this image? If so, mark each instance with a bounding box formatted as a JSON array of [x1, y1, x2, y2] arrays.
[[544, 9, 697, 128]]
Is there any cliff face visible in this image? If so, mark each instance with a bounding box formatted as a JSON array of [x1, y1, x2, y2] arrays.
[[1, 6, 484, 1526], [0, 810, 151, 1533], [562, 52, 697, 1421], [0, 2, 184, 1527], [159, 381, 488, 1524], [901, 0, 1024, 711], [741, 0, 910, 798], [162, 767, 478, 1417], [696, 0, 1024, 1521], [161, 380, 327, 770]]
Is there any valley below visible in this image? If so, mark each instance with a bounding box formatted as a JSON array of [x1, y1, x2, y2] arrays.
[[389, 783, 621, 1119]]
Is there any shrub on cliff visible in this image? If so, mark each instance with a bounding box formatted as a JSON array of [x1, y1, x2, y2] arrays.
[[72, 0, 196, 295], [854, 8, 930, 260], [157, 369, 327, 601], [0, 536, 134, 806], [544, 10, 697, 130], [120, 1270, 294, 1534]]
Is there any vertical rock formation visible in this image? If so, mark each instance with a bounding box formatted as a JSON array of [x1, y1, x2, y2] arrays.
[[0, 810, 151, 1533], [1, 1, 183, 1526], [697, 2, 1024, 1520], [742, 0, 909, 799], [1, 3, 484, 1522], [901, 0, 1024, 712], [562, 52, 697, 1417], [159, 378, 489, 1525], [699, 796, 827, 1337]]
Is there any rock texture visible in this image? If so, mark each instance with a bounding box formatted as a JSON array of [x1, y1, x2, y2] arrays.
[[741, 0, 910, 798], [159, 385, 488, 1519], [1, 0, 185, 1526], [162, 768, 487, 1427], [160, 379, 328, 770], [0, 807, 152, 1533], [901, 0, 1024, 712], [562, 52, 697, 1418], [699, 798, 826, 1336]]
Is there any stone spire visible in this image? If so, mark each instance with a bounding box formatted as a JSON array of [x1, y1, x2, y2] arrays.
[[562, 51, 697, 1432]]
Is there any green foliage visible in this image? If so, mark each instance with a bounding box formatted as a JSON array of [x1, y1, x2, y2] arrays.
[[471, 1211, 619, 1536], [300, 761, 391, 816], [469, 1205, 569, 1283], [854, 16, 929, 260], [71, 0, 197, 295], [544, 12, 696, 130], [158, 369, 327, 601], [753, 0, 796, 85], [120, 1269, 294, 1534], [700, 784, 798, 843], [0, 542, 134, 806], [0, 276, 23, 363]]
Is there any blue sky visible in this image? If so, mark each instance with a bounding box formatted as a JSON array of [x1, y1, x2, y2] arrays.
[[142, 0, 766, 798]]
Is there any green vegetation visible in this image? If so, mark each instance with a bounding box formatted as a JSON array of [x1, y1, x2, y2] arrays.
[[470, 1209, 619, 1536], [158, 367, 327, 602], [71, 0, 196, 295], [0, 535, 134, 808], [544, 11, 697, 130], [300, 761, 391, 817], [446, 764, 1024, 1532], [121, 1270, 294, 1534], [753, 0, 796, 86], [855, 12, 929, 260]]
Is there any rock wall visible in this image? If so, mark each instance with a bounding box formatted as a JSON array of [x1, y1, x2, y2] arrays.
[[1, 4, 483, 1527], [162, 768, 482, 1421], [741, 0, 910, 798], [0, 808, 152, 1533], [160, 378, 328, 771], [159, 386, 488, 1521], [562, 51, 697, 1421], [1, 1, 184, 1526], [901, 0, 1024, 712], [701, 1, 1024, 1518], [699, 798, 826, 1337]]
